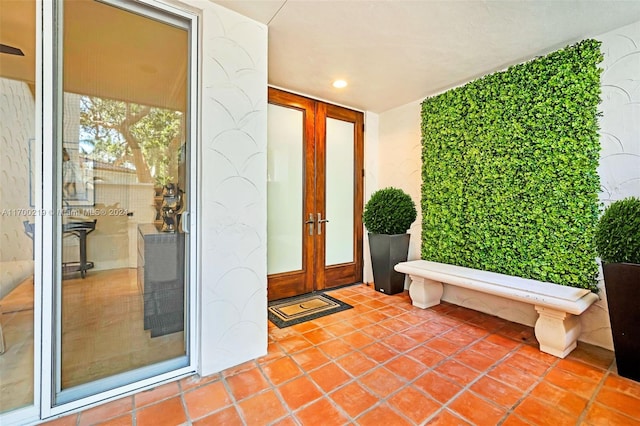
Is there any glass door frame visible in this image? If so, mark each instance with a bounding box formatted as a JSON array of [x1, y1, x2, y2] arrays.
[[39, 0, 200, 418]]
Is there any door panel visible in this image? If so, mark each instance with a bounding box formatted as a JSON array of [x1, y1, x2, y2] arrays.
[[267, 89, 316, 299], [267, 88, 363, 300]]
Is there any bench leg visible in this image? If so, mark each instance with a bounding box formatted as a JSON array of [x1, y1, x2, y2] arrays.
[[534, 306, 581, 358], [408, 275, 443, 309]]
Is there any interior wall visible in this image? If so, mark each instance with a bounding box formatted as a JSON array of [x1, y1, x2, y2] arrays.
[[0, 77, 35, 299], [188, 0, 269, 375], [375, 19, 640, 351]]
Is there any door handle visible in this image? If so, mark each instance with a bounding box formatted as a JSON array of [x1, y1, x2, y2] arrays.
[[305, 213, 315, 236], [317, 213, 329, 235]]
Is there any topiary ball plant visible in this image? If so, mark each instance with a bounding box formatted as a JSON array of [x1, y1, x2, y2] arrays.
[[594, 197, 640, 264], [363, 187, 417, 235]]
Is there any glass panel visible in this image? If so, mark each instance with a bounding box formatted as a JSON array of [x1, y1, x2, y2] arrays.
[[0, 0, 36, 414], [325, 118, 354, 266], [267, 104, 303, 274], [56, 0, 189, 399]]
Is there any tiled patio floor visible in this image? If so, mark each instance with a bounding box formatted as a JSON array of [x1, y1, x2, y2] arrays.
[[43, 283, 640, 426]]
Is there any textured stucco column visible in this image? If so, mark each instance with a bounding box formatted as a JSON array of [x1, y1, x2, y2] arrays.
[[534, 306, 581, 358], [408, 275, 443, 309]]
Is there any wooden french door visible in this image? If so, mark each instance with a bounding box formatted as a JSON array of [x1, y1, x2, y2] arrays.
[[267, 88, 363, 301]]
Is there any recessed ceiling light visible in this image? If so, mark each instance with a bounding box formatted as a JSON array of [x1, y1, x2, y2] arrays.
[[332, 80, 348, 89]]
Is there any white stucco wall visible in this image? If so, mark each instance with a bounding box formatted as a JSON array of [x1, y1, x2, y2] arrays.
[[0, 78, 35, 299], [374, 19, 640, 351], [191, 0, 269, 375]]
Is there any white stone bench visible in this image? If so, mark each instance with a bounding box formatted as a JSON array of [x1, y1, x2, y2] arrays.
[[394, 260, 599, 358]]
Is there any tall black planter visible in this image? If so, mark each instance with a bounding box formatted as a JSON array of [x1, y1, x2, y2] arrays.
[[603, 262, 640, 382], [368, 233, 410, 295]]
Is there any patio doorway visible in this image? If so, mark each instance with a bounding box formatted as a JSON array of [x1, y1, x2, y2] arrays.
[[267, 88, 364, 301]]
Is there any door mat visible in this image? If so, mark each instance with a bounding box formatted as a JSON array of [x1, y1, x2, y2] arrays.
[[268, 292, 353, 328]]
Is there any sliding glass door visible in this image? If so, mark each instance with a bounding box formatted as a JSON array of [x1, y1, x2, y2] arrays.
[[51, 0, 195, 406]]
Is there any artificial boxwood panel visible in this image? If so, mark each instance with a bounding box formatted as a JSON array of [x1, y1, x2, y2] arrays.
[[421, 39, 602, 292]]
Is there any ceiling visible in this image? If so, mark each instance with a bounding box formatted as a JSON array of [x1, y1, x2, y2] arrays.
[[212, 0, 640, 113], [2, 1, 640, 113]]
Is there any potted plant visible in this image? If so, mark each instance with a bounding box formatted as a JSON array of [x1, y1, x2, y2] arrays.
[[594, 196, 640, 382], [363, 187, 417, 295]]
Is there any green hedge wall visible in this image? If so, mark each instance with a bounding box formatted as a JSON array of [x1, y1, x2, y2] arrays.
[[420, 39, 602, 292]]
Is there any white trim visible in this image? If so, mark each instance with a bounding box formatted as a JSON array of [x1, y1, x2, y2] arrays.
[[39, 0, 56, 418]]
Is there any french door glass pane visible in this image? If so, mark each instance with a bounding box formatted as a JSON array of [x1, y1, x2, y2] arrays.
[[0, 0, 36, 412], [57, 0, 189, 398], [267, 104, 304, 274], [325, 117, 354, 266]]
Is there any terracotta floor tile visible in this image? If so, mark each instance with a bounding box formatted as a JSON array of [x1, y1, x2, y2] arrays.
[[290, 346, 330, 371], [277, 335, 313, 353], [442, 329, 480, 347], [556, 358, 606, 382], [362, 299, 388, 310], [378, 305, 408, 318], [385, 355, 428, 381], [470, 376, 522, 408], [488, 362, 539, 392], [361, 323, 396, 339], [193, 406, 244, 426], [378, 317, 413, 332], [360, 366, 406, 398], [595, 386, 640, 419], [435, 359, 480, 386], [406, 345, 446, 367], [503, 352, 551, 376], [484, 333, 521, 350], [330, 381, 378, 417], [470, 339, 513, 360], [403, 324, 438, 342], [425, 409, 473, 426], [184, 380, 233, 420], [323, 321, 357, 337], [179, 374, 221, 392], [361, 341, 398, 363], [317, 338, 353, 359], [226, 367, 270, 401], [278, 376, 323, 411], [603, 374, 640, 399], [290, 321, 320, 334], [584, 402, 640, 426], [341, 330, 375, 349], [270, 416, 299, 426], [389, 386, 440, 424], [567, 342, 615, 370], [382, 333, 420, 352], [221, 360, 258, 378], [456, 323, 491, 339], [425, 336, 463, 356], [530, 381, 588, 417], [301, 328, 334, 345], [134, 381, 180, 408], [294, 397, 349, 426], [237, 390, 288, 425], [514, 344, 558, 366], [309, 362, 351, 392], [262, 356, 303, 385], [78, 397, 134, 426], [336, 351, 377, 377], [449, 390, 507, 426], [501, 414, 536, 426], [513, 396, 579, 426], [454, 348, 497, 371], [95, 414, 134, 426], [413, 371, 463, 404], [135, 397, 186, 426], [544, 366, 600, 400], [356, 403, 412, 426], [258, 342, 287, 364], [496, 322, 536, 345]]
